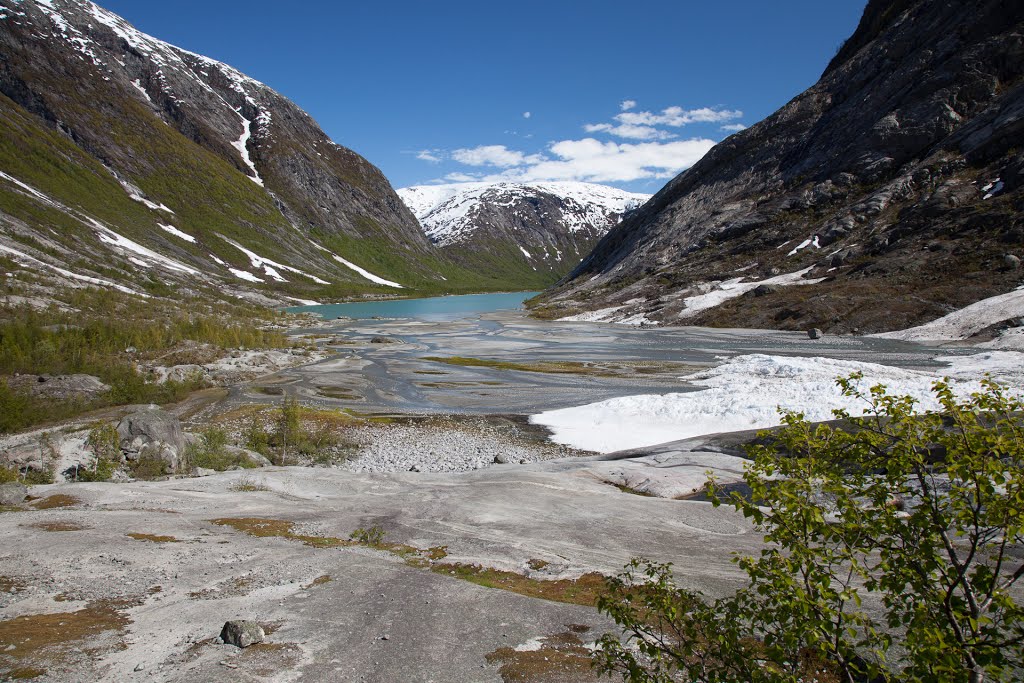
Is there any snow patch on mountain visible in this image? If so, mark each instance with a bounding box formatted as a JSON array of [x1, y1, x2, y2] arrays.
[[397, 181, 650, 247]]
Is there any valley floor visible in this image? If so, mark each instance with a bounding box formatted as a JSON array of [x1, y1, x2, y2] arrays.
[[2, 311, 1022, 682]]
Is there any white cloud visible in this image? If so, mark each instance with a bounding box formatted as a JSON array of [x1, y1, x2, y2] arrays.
[[442, 137, 715, 185], [443, 172, 481, 182], [523, 111, 531, 119], [616, 105, 742, 127], [416, 149, 442, 162], [620, 99, 637, 111], [720, 123, 747, 132], [451, 144, 545, 168], [584, 122, 674, 141]]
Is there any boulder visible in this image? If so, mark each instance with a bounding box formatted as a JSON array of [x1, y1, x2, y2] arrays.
[[1004, 254, 1020, 270], [369, 336, 401, 344], [807, 328, 823, 340], [0, 483, 27, 506], [493, 453, 514, 464], [220, 620, 265, 648], [117, 409, 185, 455], [752, 284, 777, 297], [224, 446, 271, 468]]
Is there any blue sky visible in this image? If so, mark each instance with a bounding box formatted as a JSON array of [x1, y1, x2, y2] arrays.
[[99, 0, 866, 193]]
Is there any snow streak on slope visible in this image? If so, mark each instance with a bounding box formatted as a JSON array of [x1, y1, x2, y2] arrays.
[[397, 182, 650, 246]]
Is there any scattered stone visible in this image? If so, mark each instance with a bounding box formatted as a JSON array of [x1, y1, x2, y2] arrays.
[[807, 328, 823, 340], [134, 663, 145, 672], [380, 634, 390, 641], [0, 483, 27, 506], [220, 620, 265, 648]]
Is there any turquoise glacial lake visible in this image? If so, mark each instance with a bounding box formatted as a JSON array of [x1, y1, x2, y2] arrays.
[[285, 291, 541, 320]]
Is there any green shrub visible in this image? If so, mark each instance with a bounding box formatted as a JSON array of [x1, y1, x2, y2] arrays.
[[350, 525, 386, 545], [129, 453, 170, 480], [186, 426, 255, 471], [72, 423, 121, 482], [596, 377, 1024, 683]]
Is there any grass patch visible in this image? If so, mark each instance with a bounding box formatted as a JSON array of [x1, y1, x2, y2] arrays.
[[228, 476, 271, 492], [26, 522, 89, 532], [209, 515, 604, 605], [303, 575, 332, 589], [422, 357, 700, 378], [126, 532, 179, 543], [28, 495, 79, 510], [486, 628, 596, 683], [0, 600, 130, 676], [430, 564, 606, 607]]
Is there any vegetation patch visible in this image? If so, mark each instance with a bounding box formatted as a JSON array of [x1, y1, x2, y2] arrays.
[[228, 476, 271, 492], [210, 518, 350, 549], [421, 356, 700, 379], [126, 532, 179, 543], [303, 575, 332, 589], [0, 600, 130, 677], [28, 494, 79, 510], [26, 521, 89, 532], [431, 564, 606, 607], [485, 628, 597, 683]]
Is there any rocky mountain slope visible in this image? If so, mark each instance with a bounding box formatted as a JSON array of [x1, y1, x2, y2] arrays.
[[398, 182, 649, 287], [0, 0, 487, 306], [531, 0, 1024, 334]]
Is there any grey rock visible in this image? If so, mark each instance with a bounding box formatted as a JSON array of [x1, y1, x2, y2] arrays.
[[493, 453, 513, 464], [193, 467, 217, 477], [807, 328, 823, 340], [752, 284, 777, 297], [220, 620, 264, 648], [117, 409, 185, 455], [163, 365, 206, 384], [0, 483, 27, 506], [1004, 254, 1020, 269], [370, 336, 401, 344], [224, 446, 271, 468]]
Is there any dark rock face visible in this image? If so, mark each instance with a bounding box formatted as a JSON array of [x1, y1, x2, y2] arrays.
[[0, 0, 450, 299], [533, 1, 1024, 334]]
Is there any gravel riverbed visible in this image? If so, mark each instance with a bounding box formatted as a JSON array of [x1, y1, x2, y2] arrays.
[[341, 417, 589, 473]]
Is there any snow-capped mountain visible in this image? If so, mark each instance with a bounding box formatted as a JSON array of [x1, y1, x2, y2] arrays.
[[397, 182, 649, 284], [0, 0, 485, 303]]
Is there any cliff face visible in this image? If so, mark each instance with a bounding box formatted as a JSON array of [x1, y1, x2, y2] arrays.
[[398, 182, 649, 288], [0, 0, 472, 303], [532, 0, 1024, 333]]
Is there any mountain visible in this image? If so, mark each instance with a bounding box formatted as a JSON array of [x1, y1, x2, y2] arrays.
[[398, 182, 649, 287], [0, 0, 487, 306], [531, 0, 1024, 334]]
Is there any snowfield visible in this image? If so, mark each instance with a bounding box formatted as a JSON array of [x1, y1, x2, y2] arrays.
[[531, 352, 1024, 453]]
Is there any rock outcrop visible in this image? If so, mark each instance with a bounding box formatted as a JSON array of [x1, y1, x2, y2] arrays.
[[532, 0, 1024, 334]]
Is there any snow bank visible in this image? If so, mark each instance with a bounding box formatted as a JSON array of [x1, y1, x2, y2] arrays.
[[531, 352, 1024, 453], [873, 287, 1024, 348]]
